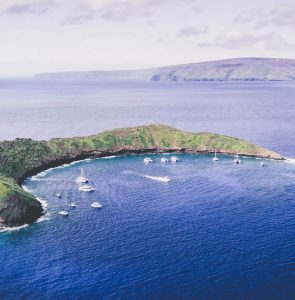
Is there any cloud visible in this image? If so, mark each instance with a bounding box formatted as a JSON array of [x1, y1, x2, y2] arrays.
[[234, 5, 295, 30], [216, 30, 295, 52], [4, 0, 55, 14], [61, 13, 94, 25], [197, 42, 213, 47], [216, 31, 268, 48], [270, 5, 295, 27], [179, 26, 207, 37], [99, 0, 163, 22], [191, 6, 202, 15], [265, 34, 295, 51], [234, 9, 265, 24]]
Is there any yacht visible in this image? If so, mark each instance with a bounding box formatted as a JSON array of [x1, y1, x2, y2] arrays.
[[79, 185, 95, 192], [213, 151, 219, 161], [144, 157, 153, 163], [69, 202, 76, 208], [170, 156, 179, 163], [91, 202, 102, 209], [58, 210, 69, 216], [160, 157, 169, 163], [260, 161, 266, 167], [75, 168, 89, 183], [55, 193, 61, 198]]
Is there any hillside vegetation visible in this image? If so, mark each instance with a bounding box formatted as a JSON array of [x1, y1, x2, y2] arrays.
[[0, 124, 283, 227]]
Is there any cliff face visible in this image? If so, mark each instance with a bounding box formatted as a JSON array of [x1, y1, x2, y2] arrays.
[[0, 124, 283, 227], [0, 177, 42, 226], [35, 58, 295, 82]]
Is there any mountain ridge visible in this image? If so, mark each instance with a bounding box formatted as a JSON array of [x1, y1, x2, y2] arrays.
[[35, 58, 295, 81]]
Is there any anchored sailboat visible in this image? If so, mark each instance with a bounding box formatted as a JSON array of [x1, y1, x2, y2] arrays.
[[75, 168, 89, 183], [234, 151, 241, 164], [213, 150, 219, 161]]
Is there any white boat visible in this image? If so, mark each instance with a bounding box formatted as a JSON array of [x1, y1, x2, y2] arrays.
[[75, 168, 89, 183], [170, 156, 179, 163], [58, 210, 69, 216], [160, 157, 169, 163], [91, 202, 102, 208], [260, 161, 266, 167], [144, 175, 171, 182], [79, 185, 95, 192], [69, 202, 76, 208], [144, 157, 153, 163], [234, 153, 241, 164], [213, 151, 219, 161], [55, 193, 61, 198]]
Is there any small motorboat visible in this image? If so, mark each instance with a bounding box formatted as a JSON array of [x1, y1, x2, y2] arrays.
[[58, 210, 69, 216], [260, 161, 266, 167], [213, 151, 219, 161], [170, 156, 179, 163], [91, 202, 102, 209], [144, 157, 153, 163], [160, 157, 169, 163], [69, 202, 76, 208], [75, 168, 89, 183], [55, 193, 61, 198], [79, 185, 95, 192]]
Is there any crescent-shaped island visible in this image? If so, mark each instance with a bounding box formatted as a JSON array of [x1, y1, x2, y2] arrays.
[[0, 124, 283, 228]]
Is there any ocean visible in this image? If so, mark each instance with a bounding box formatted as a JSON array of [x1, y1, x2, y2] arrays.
[[1, 80, 295, 299]]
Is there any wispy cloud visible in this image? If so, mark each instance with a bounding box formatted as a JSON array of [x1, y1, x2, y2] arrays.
[[265, 34, 295, 51], [215, 30, 295, 52], [216, 31, 268, 48], [99, 0, 164, 22], [191, 6, 202, 15], [234, 9, 265, 25], [4, 0, 55, 15], [271, 5, 295, 27], [61, 13, 94, 25], [234, 4, 295, 30], [179, 26, 207, 37]]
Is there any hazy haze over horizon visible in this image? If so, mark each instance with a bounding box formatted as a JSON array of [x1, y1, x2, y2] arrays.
[[1, 0, 295, 76]]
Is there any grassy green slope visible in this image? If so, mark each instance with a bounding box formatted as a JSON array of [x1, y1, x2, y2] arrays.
[[0, 124, 283, 226], [0, 124, 282, 181]]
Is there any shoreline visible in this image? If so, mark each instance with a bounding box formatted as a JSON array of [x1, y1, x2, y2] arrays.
[[17, 147, 284, 186], [0, 150, 286, 232], [0, 124, 284, 228]]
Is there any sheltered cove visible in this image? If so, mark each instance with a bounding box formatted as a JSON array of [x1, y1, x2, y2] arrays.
[[0, 124, 284, 227]]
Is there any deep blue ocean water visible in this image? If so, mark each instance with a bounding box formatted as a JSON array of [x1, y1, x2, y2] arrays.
[[1, 80, 295, 299]]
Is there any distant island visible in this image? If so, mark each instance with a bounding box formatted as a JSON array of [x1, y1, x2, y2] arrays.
[[0, 124, 283, 228], [35, 58, 295, 82]]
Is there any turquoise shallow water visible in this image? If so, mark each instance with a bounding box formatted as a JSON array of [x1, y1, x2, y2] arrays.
[[1, 154, 295, 299]]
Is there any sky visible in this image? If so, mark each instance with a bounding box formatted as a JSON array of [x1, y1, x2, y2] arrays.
[[1, 0, 295, 76]]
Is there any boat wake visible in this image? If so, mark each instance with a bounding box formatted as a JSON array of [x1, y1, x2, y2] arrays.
[[285, 158, 295, 165], [0, 224, 29, 233], [100, 155, 117, 159], [142, 175, 171, 183]]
